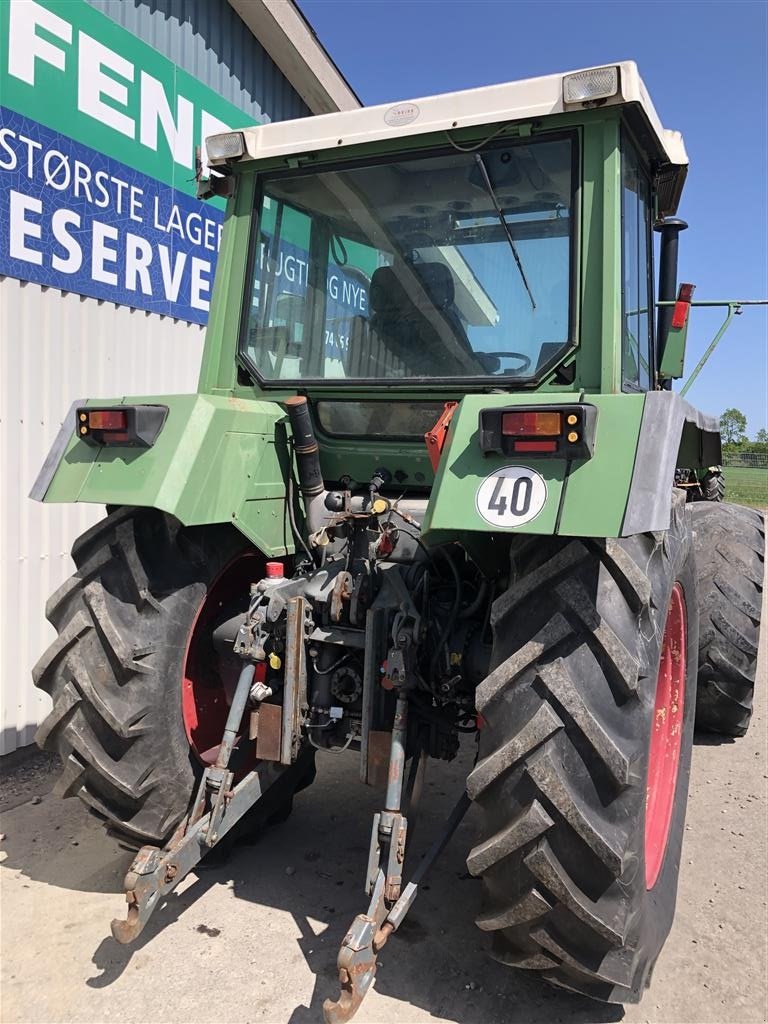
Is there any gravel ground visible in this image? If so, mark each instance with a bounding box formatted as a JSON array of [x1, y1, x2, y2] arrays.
[[1, 586, 766, 1024]]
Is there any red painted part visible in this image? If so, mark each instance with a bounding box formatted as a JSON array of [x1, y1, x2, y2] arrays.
[[375, 530, 395, 557], [265, 561, 284, 578], [182, 552, 263, 765], [513, 439, 558, 453], [424, 401, 459, 472], [645, 582, 687, 889]]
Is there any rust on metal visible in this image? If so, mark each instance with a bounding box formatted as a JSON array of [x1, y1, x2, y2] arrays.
[[330, 571, 354, 623], [366, 731, 391, 789], [255, 703, 283, 762], [373, 921, 394, 951], [322, 948, 378, 1024], [281, 596, 308, 765], [248, 710, 259, 741]]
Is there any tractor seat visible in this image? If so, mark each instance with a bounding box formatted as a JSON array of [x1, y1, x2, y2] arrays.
[[364, 263, 473, 375]]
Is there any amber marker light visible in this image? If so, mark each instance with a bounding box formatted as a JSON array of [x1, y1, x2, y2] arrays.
[[501, 411, 563, 437]]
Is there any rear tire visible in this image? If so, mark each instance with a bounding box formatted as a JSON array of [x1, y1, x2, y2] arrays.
[[467, 492, 697, 1001], [33, 508, 305, 845], [689, 502, 764, 737]]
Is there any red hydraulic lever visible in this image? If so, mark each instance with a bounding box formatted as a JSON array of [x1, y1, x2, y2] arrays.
[[424, 401, 459, 473]]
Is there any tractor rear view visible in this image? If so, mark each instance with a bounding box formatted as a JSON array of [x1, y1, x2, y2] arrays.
[[31, 62, 764, 1020]]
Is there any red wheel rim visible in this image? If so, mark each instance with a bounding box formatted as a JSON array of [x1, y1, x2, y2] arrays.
[[182, 553, 262, 765], [645, 582, 687, 889]]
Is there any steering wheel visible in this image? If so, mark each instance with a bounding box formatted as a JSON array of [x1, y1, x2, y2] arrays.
[[476, 350, 532, 374]]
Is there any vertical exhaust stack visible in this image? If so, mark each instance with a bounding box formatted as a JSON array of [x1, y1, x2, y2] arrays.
[[284, 396, 327, 535], [655, 218, 688, 390]]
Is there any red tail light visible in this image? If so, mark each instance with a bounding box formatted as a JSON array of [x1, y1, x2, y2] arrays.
[[513, 440, 559, 453], [86, 410, 127, 431], [479, 404, 598, 459], [76, 405, 168, 447], [502, 411, 562, 436]]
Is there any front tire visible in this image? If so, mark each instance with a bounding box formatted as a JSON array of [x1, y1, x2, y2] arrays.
[[467, 493, 697, 1001]]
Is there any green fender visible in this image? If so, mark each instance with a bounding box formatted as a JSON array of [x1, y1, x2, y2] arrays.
[[31, 394, 294, 557], [33, 390, 720, 558], [421, 391, 721, 544]]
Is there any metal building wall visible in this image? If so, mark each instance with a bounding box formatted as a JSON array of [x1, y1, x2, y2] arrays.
[[0, 1, 311, 754], [87, 0, 311, 124], [0, 277, 205, 754]]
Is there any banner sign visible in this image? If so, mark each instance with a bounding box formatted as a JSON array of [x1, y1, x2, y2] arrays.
[[0, 0, 266, 324], [0, 106, 223, 323], [0, 0, 264, 196]]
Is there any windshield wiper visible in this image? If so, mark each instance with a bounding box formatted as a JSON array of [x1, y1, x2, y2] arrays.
[[473, 153, 536, 310]]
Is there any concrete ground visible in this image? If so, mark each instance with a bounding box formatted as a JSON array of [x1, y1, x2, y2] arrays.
[[2, 589, 766, 1024]]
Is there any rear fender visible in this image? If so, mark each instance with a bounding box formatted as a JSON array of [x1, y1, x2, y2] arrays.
[[421, 391, 720, 545], [30, 394, 294, 557], [621, 392, 721, 533]]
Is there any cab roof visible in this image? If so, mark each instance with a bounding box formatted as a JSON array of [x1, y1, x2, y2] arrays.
[[231, 61, 687, 170], [212, 62, 688, 215]]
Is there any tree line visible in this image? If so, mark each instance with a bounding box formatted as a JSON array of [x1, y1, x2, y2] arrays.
[[720, 408, 768, 455]]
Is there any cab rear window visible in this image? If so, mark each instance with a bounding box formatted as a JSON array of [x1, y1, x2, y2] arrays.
[[315, 401, 444, 439]]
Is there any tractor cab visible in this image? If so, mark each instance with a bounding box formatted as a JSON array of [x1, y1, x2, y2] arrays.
[[203, 62, 688, 413]]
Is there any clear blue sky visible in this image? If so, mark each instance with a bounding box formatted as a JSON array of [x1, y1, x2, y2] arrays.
[[299, 0, 768, 435]]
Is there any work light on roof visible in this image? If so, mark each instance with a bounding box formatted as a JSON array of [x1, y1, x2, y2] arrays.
[[206, 131, 246, 164], [563, 66, 619, 104]]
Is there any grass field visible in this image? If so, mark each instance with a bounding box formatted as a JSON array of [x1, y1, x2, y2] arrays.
[[724, 466, 768, 509]]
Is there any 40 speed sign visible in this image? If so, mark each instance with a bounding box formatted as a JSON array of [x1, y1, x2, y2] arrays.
[[475, 466, 547, 528]]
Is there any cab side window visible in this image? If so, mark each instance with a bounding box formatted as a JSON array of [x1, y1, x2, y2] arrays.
[[621, 133, 654, 390]]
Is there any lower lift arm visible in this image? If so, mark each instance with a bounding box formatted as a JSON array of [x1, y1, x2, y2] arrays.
[[323, 689, 471, 1024], [111, 597, 472, 1024]]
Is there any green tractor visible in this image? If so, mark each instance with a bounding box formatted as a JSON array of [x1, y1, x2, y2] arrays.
[[31, 62, 764, 1020]]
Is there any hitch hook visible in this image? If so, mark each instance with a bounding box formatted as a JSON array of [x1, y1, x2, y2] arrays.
[[323, 685, 470, 1024]]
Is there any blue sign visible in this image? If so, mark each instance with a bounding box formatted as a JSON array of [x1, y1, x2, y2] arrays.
[[0, 107, 222, 325]]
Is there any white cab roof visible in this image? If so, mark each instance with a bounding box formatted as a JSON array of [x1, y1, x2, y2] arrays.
[[233, 61, 688, 168]]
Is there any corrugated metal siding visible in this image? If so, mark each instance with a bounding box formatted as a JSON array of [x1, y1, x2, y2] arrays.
[[87, 0, 311, 124], [0, 278, 205, 754], [1, 1, 314, 754]]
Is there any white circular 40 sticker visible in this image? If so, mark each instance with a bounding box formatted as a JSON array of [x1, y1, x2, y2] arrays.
[[475, 466, 547, 527]]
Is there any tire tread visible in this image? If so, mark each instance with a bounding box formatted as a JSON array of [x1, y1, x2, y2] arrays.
[[689, 502, 764, 736], [469, 494, 696, 1001]]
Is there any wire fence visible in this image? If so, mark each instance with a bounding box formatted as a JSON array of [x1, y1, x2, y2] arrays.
[[722, 451, 768, 470]]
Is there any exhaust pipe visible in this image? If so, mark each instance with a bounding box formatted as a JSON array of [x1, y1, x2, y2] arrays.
[[284, 396, 326, 535], [655, 218, 688, 390]]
